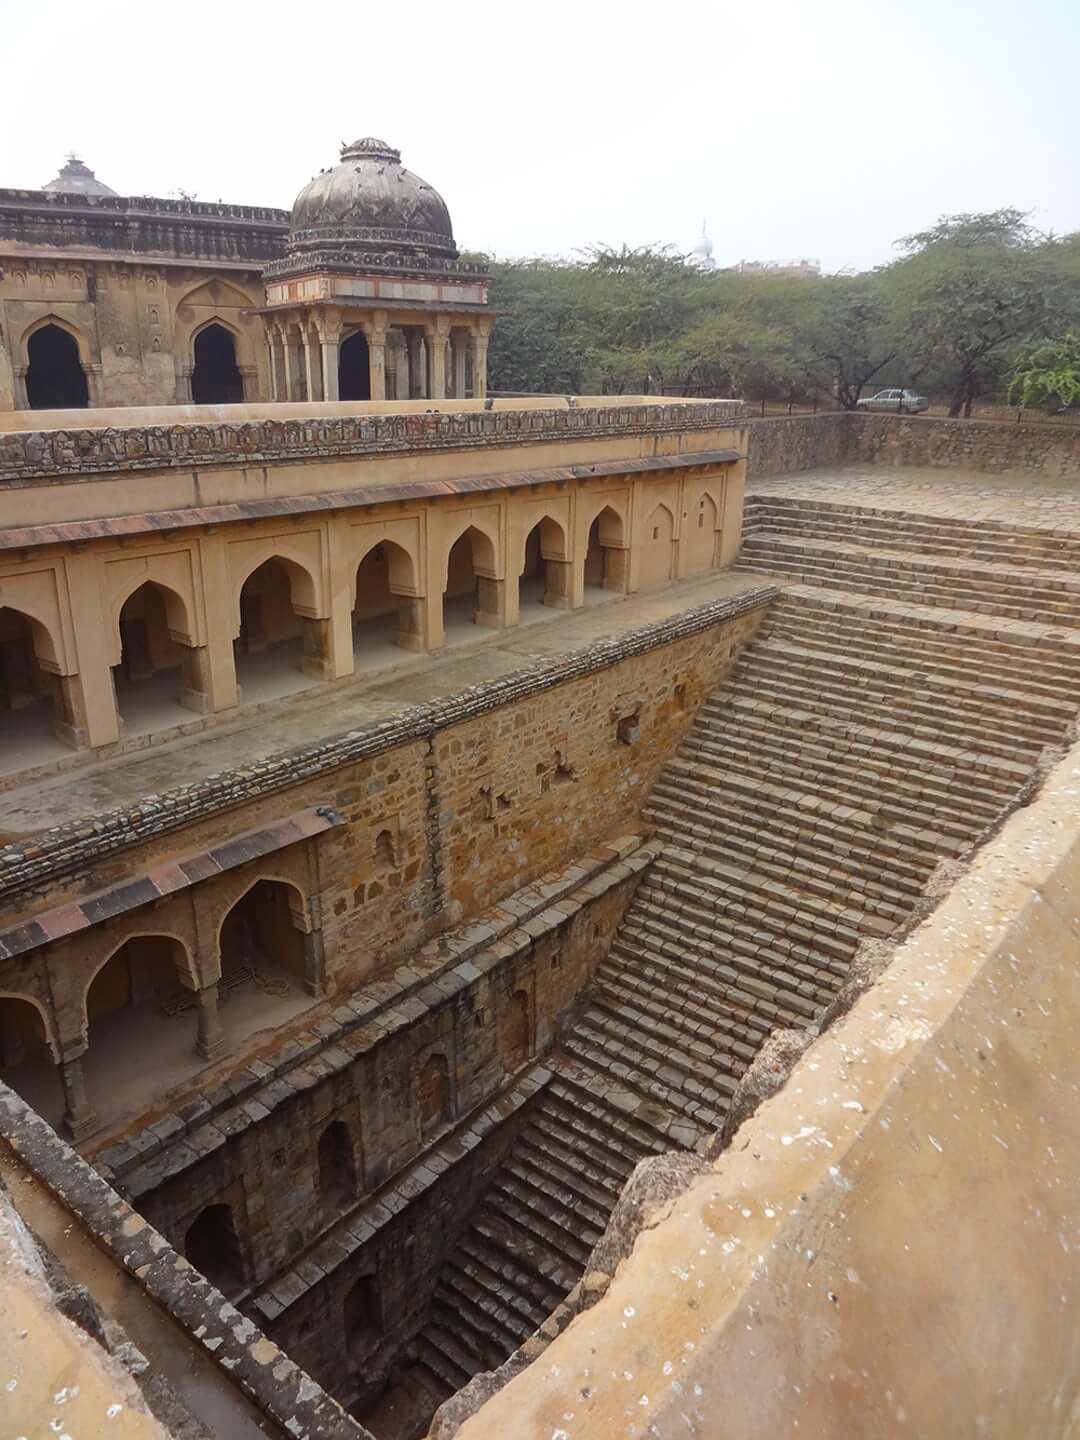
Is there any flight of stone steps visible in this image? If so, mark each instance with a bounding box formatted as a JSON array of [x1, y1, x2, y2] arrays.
[[738, 494, 1080, 625], [413, 495, 1080, 1409]]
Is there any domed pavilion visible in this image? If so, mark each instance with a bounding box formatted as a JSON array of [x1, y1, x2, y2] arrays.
[[259, 137, 494, 403]]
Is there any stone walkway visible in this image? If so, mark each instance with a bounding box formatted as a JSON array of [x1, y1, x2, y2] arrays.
[[748, 463, 1080, 532]]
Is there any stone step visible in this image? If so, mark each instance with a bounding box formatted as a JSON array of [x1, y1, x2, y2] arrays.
[[700, 688, 1029, 791], [753, 634, 1076, 729], [599, 948, 772, 1052], [730, 649, 1057, 759], [517, 1127, 625, 1206], [528, 1109, 640, 1190], [417, 1326, 477, 1392], [504, 1150, 613, 1236], [431, 1281, 523, 1369], [587, 982, 752, 1086], [736, 551, 1080, 628], [679, 727, 1005, 838], [544, 1077, 670, 1161], [594, 965, 762, 1069], [722, 657, 1044, 763], [686, 709, 1009, 823], [645, 785, 935, 896], [472, 1211, 580, 1296], [456, 1230, 565, 1325], [562, 1023, 727, 1137], [762, 616, 1080, 703], [488, 1176, 598, 1271]]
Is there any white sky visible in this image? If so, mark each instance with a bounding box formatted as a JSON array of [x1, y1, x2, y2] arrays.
[[5, 0, 1078, 273]]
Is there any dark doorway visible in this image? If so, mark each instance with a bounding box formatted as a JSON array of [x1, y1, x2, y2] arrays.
[[344, 1275, 382, 1363], [318, 1120, 356, 1210], [338, 331, 371, 401], [191, 324, 244, 405], [26, 324, 89, 409], [184, 1203, 245, 1294]]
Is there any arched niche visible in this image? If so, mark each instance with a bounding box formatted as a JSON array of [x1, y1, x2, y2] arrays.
[[0, 606, 74, 765], [233, 557, 322, 703], [184, 1203, 246, 1295], [518, 515, 571, 614], [24, 320, 89, 410], [339, 331, 371, 402], [583, 504, 628, 597], [191, 322, 245, 405], [112, 581, 198, 735], [683, 490, 722, 574], [639, 502, 676, 591], [442, 525, 502, 640]]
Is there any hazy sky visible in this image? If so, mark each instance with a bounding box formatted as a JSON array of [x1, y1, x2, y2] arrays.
[[5, 0, 1078, 273]]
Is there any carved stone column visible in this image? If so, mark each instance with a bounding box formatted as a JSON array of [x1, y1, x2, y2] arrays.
[[451, 330, 469, 399], [425, 319, 450, 400], [265, 328, 281, 401], [195, 983, 226, 1061], [85, 363, 104, 408], [59, 1055, 98, 1142], [238, 365, 256, 402], [366, 313, 388, 402], [13, 364, 29, 411], [319, 312, 342, 402], [472, 327, 490, 399], [407, 330, 425, 399], [302, 327, 322, 401], [176, 365, 194, 404]]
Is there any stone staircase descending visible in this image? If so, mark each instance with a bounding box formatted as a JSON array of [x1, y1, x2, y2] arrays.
[[738, 494, 1080, 625], [412, 496, 1080, 1410]]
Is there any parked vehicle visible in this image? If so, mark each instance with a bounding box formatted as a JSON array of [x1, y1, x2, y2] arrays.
[[856, 388, 929, 413]]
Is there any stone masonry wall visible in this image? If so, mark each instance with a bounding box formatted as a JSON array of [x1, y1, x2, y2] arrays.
[[746, 410, 1080, 481]]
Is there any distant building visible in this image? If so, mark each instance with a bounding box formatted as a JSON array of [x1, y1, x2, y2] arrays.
[[735, 257, 821, 279], [686, 222, 717, 272]]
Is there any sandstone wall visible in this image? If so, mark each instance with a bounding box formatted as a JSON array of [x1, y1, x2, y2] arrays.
[[454, 739, 1080, 1440], [852, 412, 1080, 478], [744, 412, 850, 479], [746, 410, 1080, 481]]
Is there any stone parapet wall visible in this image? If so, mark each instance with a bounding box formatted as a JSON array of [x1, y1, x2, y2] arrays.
[[746, 410, 1080, 480], [0, 400, 747, 484], [0, 1083, 367, 1440], [851, 411, 1080, 478], [745, 412, 851, 479]]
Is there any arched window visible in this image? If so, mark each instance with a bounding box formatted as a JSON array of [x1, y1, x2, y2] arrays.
[[317, 1120, 356, 1210], [417, 1053, 450, 1140], [338, 331, 371, 401], [26, 324, 88, 409], [184, 1203, 245, 1294], [191, 324, 244, 405], [344, 1274, 382, 1363]]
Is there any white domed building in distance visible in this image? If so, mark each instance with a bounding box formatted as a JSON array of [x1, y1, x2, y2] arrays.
[[687, 222, 717, 272]]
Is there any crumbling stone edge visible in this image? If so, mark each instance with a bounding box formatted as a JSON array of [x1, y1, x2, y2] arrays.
[[0, 1082, 372, 1440], [0, 585, 775, 904]]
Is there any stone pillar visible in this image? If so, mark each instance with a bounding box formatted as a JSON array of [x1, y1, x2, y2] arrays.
[[13, 364, 29, 411], [176, 365, 193, 404], [281, 327, 298, 401], [425, 322, 449, 400], [238, 366, 256, 402], [474, 576, 507, 629], [407, 330, 425, 399], [85, 363, 104, 408], [59, 1055, 98, 1142], [543, 558, 574, 609], [395, 595, 428, 653], [472, 329, 490, 400], [194, 532, 241, 712], [178, 643, 214, 714], [452, 331, 469, 399], [367, 314, 388, 402], [302, 329, 322, 402], [321, 336, 340, 402], [195, 983, 226, 1061], [301, 930, 326, 997], [266, 330, 281, 401], [52, 671, 90, 748], [62, 550, 121, 748]]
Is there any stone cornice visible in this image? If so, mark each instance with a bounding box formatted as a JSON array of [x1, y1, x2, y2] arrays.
[[0, 401, 748, 485], [0, 585, 774, 906]]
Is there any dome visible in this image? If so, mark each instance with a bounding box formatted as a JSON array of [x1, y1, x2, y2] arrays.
[[42, 155, 118, 198], [688, 223, 716, 271], [287, 137, 457, 262]]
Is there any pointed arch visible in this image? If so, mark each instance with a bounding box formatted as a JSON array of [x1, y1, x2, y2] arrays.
[[683, 489, 721, 575], [640, 501, 676, 591], [0, 991, 60, 1064], [191, 322, 245, 405], [233, 553, 319, 629], [23, 318, 91, 410], [21, 313, 93, 367], [441, 520, 499, 584], [583, 503, 629, 595], [111, 576, 196, 659]]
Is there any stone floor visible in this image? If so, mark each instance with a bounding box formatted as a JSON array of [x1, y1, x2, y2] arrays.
[[748, 463, 1080, 531], [0, 568, 764, 839]]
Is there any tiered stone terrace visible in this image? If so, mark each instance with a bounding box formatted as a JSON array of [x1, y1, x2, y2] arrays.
[[407, 465, 1080, 1406]]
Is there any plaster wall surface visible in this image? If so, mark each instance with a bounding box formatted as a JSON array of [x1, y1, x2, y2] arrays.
[[454, 737, 1080, 1440]]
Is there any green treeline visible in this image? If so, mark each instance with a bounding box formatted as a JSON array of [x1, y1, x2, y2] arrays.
[[470, 210, 1080, 414]]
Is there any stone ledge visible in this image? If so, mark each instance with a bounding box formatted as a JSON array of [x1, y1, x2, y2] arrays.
[[249, 1063, 552, 1323], [98, 836, 657, 1190], [0, 400, 747, 484], [0, 585, 773, 905], [0, 1083, 369, 1440]]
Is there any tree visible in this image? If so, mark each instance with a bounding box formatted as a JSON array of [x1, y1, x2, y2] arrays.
[[1008, 334, 1080, 411], [888, 209, 1051, 416], [801, 276, 896, 409]]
